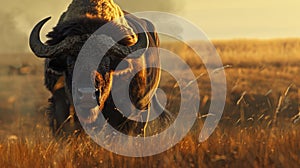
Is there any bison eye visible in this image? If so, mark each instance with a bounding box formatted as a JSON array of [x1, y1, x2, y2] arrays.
[[94, 89, 100, 105]]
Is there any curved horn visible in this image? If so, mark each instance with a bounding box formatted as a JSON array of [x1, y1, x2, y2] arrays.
[[29, 17, 87, 58], [109, 16, 149, 58], [29, 17, 56, 58]]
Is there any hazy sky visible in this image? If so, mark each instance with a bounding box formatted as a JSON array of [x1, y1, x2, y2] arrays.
[[183, 0, 300, 39], [1, 0, 300, 52]]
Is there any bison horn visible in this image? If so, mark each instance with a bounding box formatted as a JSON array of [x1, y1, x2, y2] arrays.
[[29, 17, 87, 58], [109, 16, 149, 58]]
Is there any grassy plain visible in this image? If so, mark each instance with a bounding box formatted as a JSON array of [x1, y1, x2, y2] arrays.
[[0, 39, 299, 167]]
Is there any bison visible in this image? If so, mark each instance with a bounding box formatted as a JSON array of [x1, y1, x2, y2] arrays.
[[29, 0, 172, 136]]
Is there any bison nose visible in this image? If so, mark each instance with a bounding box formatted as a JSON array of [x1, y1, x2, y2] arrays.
[[76, 87, 97, 108], [78, 87, 96, 100]]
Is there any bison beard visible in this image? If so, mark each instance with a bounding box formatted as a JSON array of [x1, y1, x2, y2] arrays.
[[30, 1, 173, 136]]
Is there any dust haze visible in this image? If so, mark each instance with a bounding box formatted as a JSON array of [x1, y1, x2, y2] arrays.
[[0, 12, 27, 53], [0, 0, 184, 53]]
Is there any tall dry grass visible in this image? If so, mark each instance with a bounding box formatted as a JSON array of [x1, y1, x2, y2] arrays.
[[161, 38, 300, 67], [1, 125, 300, 167], [0, 39, 300, 167]]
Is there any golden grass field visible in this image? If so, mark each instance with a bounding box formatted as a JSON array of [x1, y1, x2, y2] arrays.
[[0, 39, 299, 167]]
